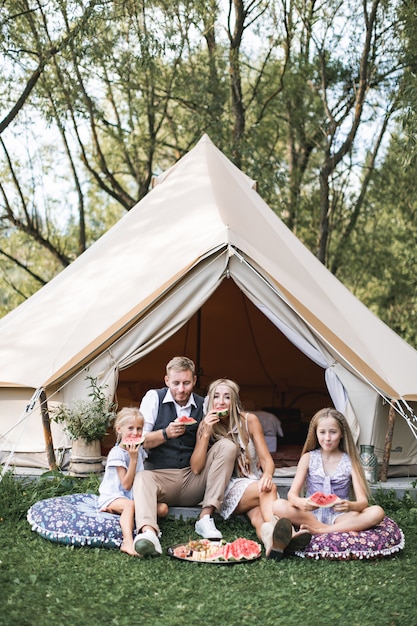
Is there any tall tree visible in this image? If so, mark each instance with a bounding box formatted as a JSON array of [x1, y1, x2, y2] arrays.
[[335, 130, 417, 348], [396, 0, 417, 165], [0, 0, 103, 134], [0, 0, 413, 349]]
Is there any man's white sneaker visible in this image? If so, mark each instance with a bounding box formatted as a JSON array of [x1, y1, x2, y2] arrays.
[[195, 514, 222, 539], [133, 529, 162, 557]]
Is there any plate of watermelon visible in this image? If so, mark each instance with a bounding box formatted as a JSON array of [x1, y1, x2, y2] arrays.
[[174, 416, 197, 425], [120, 434, 145, 450], [167, 537, 261, 564], [307, 491, 340, 508]]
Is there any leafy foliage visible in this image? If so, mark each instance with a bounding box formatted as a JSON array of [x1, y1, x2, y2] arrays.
[[335, 130, 417, 348], [0, 470, 100, 522], [0, 0, 416, 351], [50, 375, 116, 443]]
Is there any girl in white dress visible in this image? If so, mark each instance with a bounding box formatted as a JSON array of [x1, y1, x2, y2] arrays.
[[98, 407, 168, 555]]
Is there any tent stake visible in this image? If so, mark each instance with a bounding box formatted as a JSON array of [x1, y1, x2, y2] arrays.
[[379, 401, 396, 482], [40, 390, 57, 470]]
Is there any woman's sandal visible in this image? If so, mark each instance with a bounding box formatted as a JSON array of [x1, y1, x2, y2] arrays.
[[267, 517, 293, 560]]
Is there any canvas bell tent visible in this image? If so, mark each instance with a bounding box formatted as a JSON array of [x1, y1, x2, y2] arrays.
[[1, 134, 417, 475]]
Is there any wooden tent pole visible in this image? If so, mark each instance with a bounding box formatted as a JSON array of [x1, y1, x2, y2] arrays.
[[39, 389, 58, 470], [379, 401, 396, 482]]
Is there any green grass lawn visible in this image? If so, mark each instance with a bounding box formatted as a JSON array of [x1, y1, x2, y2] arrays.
[[1, 471, 417, 626]]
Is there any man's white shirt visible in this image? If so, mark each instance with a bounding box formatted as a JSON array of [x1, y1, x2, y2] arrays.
[[140, 388, 198, 434]]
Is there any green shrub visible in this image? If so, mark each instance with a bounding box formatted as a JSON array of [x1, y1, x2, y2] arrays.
[[0, 470, 100, 522]]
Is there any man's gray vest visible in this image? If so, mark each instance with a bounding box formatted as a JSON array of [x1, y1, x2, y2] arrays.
[[144, 388, 204, 470]]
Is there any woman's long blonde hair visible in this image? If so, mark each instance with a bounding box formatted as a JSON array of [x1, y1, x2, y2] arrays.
[[303, 407, 369, 496], [205, 378, 248, 448]]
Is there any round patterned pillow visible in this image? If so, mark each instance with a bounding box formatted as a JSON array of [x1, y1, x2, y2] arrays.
[[27, 493, 122, 548], [295, 516, 404, 560]]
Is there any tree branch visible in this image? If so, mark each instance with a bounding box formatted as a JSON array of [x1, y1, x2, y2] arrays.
[[0, 0, 102, 134]]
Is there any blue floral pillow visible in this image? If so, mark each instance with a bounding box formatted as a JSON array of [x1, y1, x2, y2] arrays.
[[295, 516, 404, 560], [27, 493, 122, 548], [27, 495, 404, 560]]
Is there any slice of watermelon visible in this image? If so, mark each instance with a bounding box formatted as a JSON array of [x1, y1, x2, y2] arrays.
[[228, 538, 261, 560], [173, 545, 191, 558], [174, 415, 197, 425], [307, 491, 340, 508], [217, 410, 229, 417], [206, 538, 261, 562], [121, 434, 145, 449]]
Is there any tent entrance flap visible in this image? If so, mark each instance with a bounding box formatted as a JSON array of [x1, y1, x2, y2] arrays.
[[228, 255, 361, 437], [116, 272, 334, 447]]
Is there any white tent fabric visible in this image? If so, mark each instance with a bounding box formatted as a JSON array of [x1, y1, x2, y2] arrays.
[[1, 134, 417, 471]]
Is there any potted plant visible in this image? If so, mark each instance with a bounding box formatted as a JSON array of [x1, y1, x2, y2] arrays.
[[51, 374, 116, 476]]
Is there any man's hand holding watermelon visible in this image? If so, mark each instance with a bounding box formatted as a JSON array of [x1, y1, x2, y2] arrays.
[[164, 419, 187, 440]]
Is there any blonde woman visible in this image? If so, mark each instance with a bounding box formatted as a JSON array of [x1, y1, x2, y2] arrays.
[[191, 378, 311, 558]]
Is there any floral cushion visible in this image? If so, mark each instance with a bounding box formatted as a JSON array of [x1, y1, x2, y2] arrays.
[[27, 493, 122, 548], [295, 516, 404, 560], [27, 495, 404, 560]]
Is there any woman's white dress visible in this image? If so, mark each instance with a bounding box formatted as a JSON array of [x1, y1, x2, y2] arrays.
[[219, 426, 261, 519]]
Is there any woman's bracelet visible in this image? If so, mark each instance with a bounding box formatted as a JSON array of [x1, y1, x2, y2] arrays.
[[162, 428, 169, 441]]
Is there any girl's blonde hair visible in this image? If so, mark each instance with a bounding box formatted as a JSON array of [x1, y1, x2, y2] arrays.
[[205, 378, 248, 448], [114, 407, 144, 443], [303, 407, 369, 496]]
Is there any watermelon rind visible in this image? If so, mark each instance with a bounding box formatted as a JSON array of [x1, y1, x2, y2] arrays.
[[120, 434, 145, 449]]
